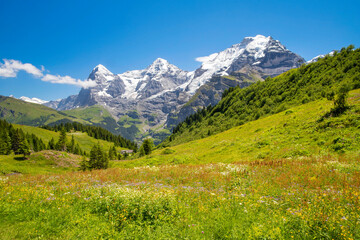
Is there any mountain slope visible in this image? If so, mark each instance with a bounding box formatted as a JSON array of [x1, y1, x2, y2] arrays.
[[162, 45, 360, 147], [117, 88, 360, 167], [0, 97, 137, 148], [0, 96, 89, 126], [166, 68, 264, 128]]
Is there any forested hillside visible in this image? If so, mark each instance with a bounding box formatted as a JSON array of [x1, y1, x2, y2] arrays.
[[162, 45, 360, 146], [41, 122, 137, 150]]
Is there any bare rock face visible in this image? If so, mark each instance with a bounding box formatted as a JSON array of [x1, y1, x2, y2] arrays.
[[43, 35, 305, 143]]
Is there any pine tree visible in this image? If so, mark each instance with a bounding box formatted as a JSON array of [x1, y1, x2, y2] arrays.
[[17, 138, 30, 159], [112, 145, 117, 158], [79, 156, 89, 171], [139, 145, 146, 157], [0, 131, 12, 155], [67, 135, 75, 153], [108, 145, 117, 160], [11, 129, 22, 153], [56, 128, 67, 151], [141, 138, 154, 155], [88, 143, 109, 170], [108, 146, 114, 160], [48, 138, 55, 150], [74, 143, 81, 155]]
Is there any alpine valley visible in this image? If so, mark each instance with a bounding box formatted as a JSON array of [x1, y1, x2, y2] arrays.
[[17, 35, 304, 143]]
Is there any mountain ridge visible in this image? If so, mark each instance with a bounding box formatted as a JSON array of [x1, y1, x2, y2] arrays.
[[38, 35, 305, 143]]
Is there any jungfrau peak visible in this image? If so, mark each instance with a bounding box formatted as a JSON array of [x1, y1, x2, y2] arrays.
[[44, 35, 305, 143]]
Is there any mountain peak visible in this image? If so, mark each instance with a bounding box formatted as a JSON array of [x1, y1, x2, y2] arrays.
[[153, 57, 169, 64], [146, 58, 180, 75], [88, 64, 115, 83], [92, 64, 112, 74], [186, 34, 303, 94], [148, 58, 170, 68]]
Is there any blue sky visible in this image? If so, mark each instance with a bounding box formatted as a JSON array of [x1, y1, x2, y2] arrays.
[[0, 0, 359, 101]]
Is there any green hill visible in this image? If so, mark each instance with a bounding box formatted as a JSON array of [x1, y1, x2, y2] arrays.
[[0, 97, 137, 144], [0, 123, 131, 175], [0, 151, 82, 175], [62, 105, 124, 136], [163, 45, 360, 147], [0, 96, 89, 126], [116, 88, 360, 167]]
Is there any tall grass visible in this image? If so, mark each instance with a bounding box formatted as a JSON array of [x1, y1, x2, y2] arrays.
[[1, 154, 359, 239]]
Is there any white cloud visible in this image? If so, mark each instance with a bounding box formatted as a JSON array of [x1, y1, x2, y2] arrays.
[[0, 58, 97, 88], [42, 74, 97, 88], [0, 59, 43, 78], [195, 53, 218, 63]]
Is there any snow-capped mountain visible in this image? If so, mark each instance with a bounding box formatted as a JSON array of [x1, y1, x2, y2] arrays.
[[118, 58, 193, 99], [307, 51, 335, 64], [184, 35, 304, 93], [44, 35, 304, 143], [19, 96, 48, 105]]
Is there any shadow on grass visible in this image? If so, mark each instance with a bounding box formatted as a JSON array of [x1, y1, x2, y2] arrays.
[[317, 106, 349, 123], [14, 156, 27, 161]]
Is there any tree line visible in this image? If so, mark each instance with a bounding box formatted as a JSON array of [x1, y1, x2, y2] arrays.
[[0, 119, 88, 158], [0, 119, 45, 157]]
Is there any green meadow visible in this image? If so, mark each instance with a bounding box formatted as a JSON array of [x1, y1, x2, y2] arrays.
[[1, 155, 359, 239]]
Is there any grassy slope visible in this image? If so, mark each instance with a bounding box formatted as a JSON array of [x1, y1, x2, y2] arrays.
[[62, 105, 113, 124], [0, 151, 82, 175], [0, 125, 128, 175], [116, 89, 360, 168], [0, 96, 88, 126], [13, 124, 127, 153], [13, 123, 126, 152], [0, 97, 125, 139]]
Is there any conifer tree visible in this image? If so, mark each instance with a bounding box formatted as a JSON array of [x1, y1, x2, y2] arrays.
[[108, 146, 114, 160], [48, 138, 55, 150], [0, 131, 12, 155], [108, 145, 117, 160], [88, 143, 109, 170], [139, 146, 146, 157], [67, 135, 75, 153], [74, 143, 81, 155], [56, 128, 67, 151], [17, 137, 30, 158], [11, 129, 22, 153], [140, 138, 153, 155]]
